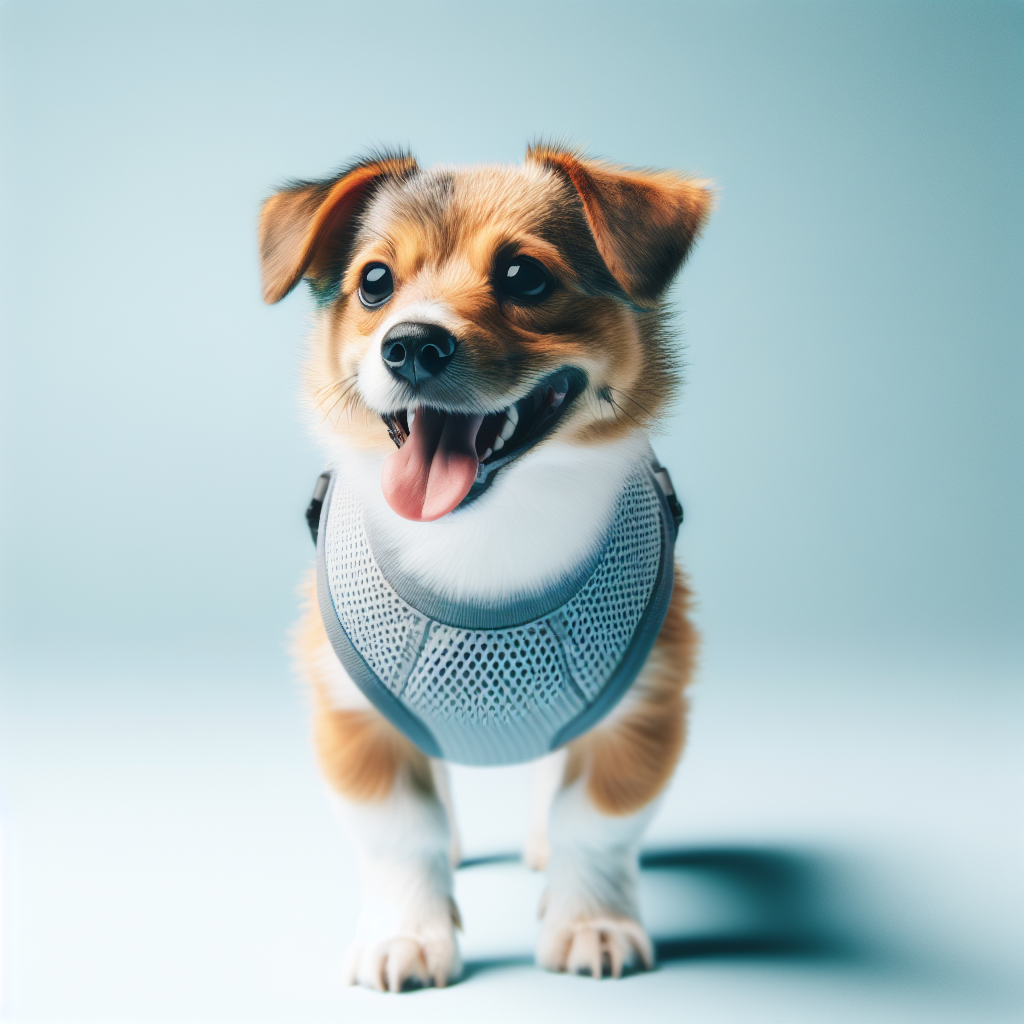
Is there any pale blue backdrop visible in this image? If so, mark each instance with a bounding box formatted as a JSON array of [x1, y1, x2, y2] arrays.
[[0, 3, 1021, 1022], [1, 0, 1020, 673]]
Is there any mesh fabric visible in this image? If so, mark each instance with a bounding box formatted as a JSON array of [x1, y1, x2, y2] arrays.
[[321, 464, 672, 765]]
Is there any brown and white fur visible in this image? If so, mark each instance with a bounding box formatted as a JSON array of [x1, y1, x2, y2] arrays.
[[260, 146, 710, 991]]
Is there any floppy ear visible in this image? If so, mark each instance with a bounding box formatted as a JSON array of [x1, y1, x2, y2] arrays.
[[526, 145, 713, 307], [258, 152, 418, 304]]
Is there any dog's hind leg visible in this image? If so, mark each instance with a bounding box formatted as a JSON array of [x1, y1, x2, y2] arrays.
[[430, 757, 462, 868], [295, 571, 461, 992], [524, 749, 569, 870], [536, 568, 698, 978]]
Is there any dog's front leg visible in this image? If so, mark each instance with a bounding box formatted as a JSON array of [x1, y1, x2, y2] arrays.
[[329, 739, 461, 992], [537, 571, 697, 978], [537, 772, 659, 978], [297, 577, 461, 992]]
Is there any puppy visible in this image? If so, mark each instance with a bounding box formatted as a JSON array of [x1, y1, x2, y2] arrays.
[[259, 146, 710, 991]]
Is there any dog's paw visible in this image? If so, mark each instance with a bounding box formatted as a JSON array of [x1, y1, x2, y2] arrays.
[[343, 908, 462, 993], [537, 915, 653, 979]]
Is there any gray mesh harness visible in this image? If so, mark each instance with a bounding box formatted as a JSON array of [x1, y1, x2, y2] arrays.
[[314, 457, 681, 766]]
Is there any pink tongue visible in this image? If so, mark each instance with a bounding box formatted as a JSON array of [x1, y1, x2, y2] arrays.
[[381, 408, 484, 521]]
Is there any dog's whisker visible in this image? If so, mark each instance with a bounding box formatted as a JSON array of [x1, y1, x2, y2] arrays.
[[607, 386, 654, 420], [606, 396, 644, 428], [318, 378, 361, 431], [313, 374, 357, 405]]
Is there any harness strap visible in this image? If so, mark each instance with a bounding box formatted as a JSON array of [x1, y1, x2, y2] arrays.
[[307, 464, 683, 543], [312, 457, 684, 765]]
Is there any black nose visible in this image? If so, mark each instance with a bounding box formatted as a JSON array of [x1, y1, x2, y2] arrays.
[[381, 322, 458, 386]]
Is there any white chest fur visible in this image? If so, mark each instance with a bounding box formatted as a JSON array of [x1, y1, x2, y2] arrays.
[[318, 430, 653, 604]]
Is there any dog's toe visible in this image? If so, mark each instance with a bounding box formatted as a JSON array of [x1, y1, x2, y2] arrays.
[[539, 916, 653, 979], [344, 925, 461, 993], [384, 937, 429, 993]]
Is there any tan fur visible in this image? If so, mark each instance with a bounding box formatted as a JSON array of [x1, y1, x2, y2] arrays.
[[259, 153, 418, 304], [294, 570, 433, 802], [565, 567, 699, 816], [526, 146, 713, 306], [269, 149, 709, 812], [259, 154, 711, 458]]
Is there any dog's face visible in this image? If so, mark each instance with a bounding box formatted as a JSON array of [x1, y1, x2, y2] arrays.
[[260, 147, 711, 521]]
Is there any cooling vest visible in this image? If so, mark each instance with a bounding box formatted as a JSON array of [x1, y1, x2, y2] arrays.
[[314, 452, 681, 765]]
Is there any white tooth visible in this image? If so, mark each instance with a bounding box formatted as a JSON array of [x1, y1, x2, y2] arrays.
[[507, 404, 519, 427], [493, 434, 505, 451], [407, 410, 416, 430], [481, 447, 493, 461], [499, 414, 516, 441]]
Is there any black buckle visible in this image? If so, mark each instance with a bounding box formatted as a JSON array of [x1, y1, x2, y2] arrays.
[[652, 461, 684, 537], [306, 473, 331, 545]]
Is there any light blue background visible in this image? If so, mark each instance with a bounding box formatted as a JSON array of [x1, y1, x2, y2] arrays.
[[0, 3, 1021, 1022], [1, 0, 1020, 673]]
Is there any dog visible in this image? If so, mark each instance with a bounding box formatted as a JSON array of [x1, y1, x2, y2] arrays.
[[258, 145, 711, 991]]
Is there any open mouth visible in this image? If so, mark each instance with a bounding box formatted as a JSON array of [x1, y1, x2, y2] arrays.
[[380, 367, 586, 522]]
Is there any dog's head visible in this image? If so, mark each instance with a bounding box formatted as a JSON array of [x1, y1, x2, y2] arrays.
[[259, 146, 712, 522]]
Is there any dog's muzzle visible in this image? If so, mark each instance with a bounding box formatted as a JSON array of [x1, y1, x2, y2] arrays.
[[311, 452, 682, 766]]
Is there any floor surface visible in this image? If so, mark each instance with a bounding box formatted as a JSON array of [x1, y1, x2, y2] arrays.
[[1, 654, 1021, 1023]]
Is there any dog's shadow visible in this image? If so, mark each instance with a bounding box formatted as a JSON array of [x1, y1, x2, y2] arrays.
[[638, 847, 850, 962], [460, 846, 857, 979]]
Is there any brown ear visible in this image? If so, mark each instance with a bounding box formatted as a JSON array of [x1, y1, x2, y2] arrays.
[[526, 145, 713, 306], [258, 152, 418, 304]]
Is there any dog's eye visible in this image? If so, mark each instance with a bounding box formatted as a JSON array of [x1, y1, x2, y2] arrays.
[[358, 263, 394, 308], [497, 256, 556, 305]]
